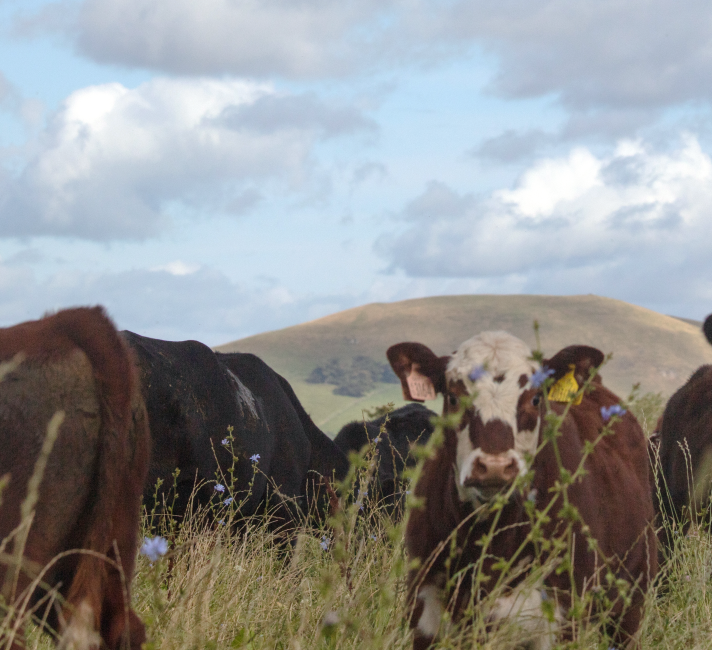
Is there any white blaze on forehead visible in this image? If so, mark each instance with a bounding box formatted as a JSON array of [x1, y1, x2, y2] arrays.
[[446, 331, 540, 456]]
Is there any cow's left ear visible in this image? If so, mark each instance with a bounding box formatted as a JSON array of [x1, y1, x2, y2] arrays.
[[544, 345, 605, 387]]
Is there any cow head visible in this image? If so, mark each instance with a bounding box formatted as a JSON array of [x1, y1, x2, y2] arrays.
[[387, 332, 604, 507]]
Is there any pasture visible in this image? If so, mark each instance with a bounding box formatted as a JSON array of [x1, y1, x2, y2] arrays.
[[5, 385, 712, 650]]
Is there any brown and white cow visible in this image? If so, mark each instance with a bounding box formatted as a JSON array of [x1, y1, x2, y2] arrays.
[[0, 307, 150, 649], [655, 313, 712, 552], [387, 331, 656, 649]]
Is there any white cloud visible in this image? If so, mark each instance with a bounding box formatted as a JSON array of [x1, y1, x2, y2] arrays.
[[0, 260, 364, 345], [22, 0, 712, 118], [152, 260, 200, 276], [0, 77, 373, 240], [380, 134, 712, 315]]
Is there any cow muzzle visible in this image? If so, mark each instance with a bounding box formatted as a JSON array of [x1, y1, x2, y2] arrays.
[[462, 451, 520, 490]]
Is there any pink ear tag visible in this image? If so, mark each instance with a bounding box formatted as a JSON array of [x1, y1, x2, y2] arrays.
[[406, 368, 436, 401]]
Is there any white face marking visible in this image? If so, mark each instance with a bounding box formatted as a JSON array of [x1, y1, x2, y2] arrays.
[[454, 425, 526, 505], [416, 584, 445, 638], [446, 331, 542, 466]]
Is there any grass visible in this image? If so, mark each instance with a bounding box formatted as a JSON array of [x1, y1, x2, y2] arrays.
[[6, 377, 710, 650]]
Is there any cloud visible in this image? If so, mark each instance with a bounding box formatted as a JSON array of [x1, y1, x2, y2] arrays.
[[379, 134, 712, 314], [22, 0, 712, 118], [0, 260, 364, 345], [0, 77, 373, 240], [471, 129, 551, 164]]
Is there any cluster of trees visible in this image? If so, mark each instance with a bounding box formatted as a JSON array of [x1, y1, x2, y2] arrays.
[[306, 356, 398, 397]]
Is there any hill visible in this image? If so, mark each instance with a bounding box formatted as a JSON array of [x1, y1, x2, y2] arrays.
[[215, 294, 712, 435]]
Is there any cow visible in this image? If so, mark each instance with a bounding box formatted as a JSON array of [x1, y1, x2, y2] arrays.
[[0, 307, 149, 650], [121, 332, 349, 530], [655, 313, 712, 551], [334, 403, 436, 515], [387, 331, 656, 649]]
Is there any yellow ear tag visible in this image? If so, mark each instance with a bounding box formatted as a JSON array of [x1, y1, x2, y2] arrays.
[[548, 365, 583, 405]]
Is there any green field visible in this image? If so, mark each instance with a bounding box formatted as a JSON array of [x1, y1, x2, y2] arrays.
[[216, 294, 712, 435]]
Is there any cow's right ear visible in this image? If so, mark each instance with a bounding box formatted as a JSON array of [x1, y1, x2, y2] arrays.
[[704, 313, 712, 346], [386, 342, 449, 402]]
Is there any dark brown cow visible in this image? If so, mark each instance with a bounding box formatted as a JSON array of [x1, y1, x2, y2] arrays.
[[0, 307, 150, 649], [655, 313, 712, 550], [387, 330, 656, 649]]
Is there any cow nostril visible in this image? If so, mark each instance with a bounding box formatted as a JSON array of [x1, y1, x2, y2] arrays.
[[503, 458, 519, 480], [473, 457, 489, 481]]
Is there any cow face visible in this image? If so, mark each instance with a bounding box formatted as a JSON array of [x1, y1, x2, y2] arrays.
[[388, 335, 607, 507], [388, 331, 541, 506]]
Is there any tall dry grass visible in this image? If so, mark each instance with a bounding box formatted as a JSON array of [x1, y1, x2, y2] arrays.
[[8, 379, 712, 650]]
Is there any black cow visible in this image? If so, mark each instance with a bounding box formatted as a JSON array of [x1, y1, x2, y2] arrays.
[[656, 313, 712, 550], [122, 332, 348, 528], [334, 403, 436, 514]]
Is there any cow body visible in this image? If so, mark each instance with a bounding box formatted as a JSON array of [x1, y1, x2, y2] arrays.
[[655, 313, 712, 549], [388, 331, 655, 649], [334, 403, 436, 514], [122, 332, 348, 526], [0, 307, 149, 650]]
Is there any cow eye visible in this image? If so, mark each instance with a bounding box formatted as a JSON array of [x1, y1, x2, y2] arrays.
[[448, 394, 458, 407], [532, 394, 541, 407]]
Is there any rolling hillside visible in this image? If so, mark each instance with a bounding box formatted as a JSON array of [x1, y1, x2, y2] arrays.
[[215, 294, 712, 435]]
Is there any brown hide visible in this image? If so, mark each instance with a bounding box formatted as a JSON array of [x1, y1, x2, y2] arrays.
[[0, 307, 149, 650], [389, 339, 656, 649], [655, 313, 712, 552]]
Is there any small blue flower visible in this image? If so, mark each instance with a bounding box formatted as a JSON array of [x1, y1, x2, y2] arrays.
[[468, 364, 487, 382], [250, 454, 260, 463], [355, 501, 363, 511], [358, 489, 367, 497], [601, 404, 626, 422], [140, 536, 169, 562], [224, 497, 234, 505], [218, 519, 225, 526], [530, 367, 555, 389], [214, 483, 226, 493], [221, 438, 229, 445], [373, 436, 381, 443], [370, 534, 377, 541], [320, 536, 331, 551]]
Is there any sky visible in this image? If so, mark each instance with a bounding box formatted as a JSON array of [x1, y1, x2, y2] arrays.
[[1, 0, 711, 345]]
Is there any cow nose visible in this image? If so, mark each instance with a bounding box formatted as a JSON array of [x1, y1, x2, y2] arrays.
[[468, 453, 519, 487]]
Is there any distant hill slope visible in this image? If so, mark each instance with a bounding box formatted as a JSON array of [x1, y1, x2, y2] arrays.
[[215, 295, 712, 435]]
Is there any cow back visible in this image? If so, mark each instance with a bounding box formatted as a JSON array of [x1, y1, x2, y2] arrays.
[[0, 307, 149, 649]]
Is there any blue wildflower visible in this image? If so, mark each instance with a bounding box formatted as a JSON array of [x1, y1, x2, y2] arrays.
[[224, 497, 234, 505], [601, 404, 626, 422], [370, 535, 377, 541], [218, 519, 225, 526], [530, 367, 555, 389], [320, 536, 331, 551], [140, 536, 169, 562], [221, 438, 229, 446], [468, 365, 487, 382], [214, 483, 225, 493], [250, 454, 260, 463]]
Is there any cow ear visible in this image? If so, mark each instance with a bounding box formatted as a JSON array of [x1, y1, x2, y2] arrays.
[[544, 345, 605, 386], [704, 314, 712, 346], [386, 342, 449, 402]]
